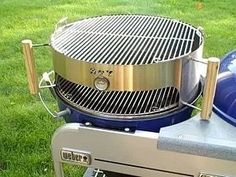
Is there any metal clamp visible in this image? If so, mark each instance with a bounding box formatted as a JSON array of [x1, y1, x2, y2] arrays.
[[38, 71, 71, 119], [22, 39, 70, 118]]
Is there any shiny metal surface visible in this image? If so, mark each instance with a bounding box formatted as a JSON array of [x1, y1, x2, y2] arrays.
[[55, 74, 180, 118], [52, 50, 183, 91], [51, 15, 203, 95], [51, 15, 201, 64], [52, 121, 236, 177]]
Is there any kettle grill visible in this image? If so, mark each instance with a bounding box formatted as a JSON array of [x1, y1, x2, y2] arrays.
[[21, 15, 236, 177]]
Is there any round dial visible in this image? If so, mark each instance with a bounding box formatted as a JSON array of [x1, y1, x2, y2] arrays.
[[94, 77, 109, 91]]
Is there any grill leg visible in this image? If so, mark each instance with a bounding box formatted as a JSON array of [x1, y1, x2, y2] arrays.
[[53, 161, 64, 177], [51, 130, 65, 177]]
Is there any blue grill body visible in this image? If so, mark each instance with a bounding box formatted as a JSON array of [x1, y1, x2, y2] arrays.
[[59, 101, 194, 132], [214, 50, 236, 127]]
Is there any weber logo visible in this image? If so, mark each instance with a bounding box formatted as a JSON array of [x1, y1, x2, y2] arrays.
[[61, 149, 91, 165]]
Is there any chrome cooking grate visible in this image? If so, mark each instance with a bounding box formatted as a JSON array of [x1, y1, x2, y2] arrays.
[[55, 75, 180, 117], [51, 15, 202, 65]]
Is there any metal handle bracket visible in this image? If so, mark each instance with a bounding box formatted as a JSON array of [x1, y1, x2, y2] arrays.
[[39, 71, 71, 119]]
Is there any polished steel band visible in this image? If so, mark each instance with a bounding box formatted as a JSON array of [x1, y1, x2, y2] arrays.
[[52, 48, 185, 91]]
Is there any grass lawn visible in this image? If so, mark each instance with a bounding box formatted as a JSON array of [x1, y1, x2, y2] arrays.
[[0, 0, 235, 176]]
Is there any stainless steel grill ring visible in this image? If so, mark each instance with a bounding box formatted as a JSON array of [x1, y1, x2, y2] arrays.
[[50, 14, 204, 117]]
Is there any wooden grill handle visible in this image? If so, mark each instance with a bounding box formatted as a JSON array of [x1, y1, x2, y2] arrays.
[[22, 39, 39, 94], [200, 57, 220, 120]]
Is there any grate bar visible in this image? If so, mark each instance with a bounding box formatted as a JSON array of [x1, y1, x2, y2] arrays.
[[101, 91, 117, 112], [144, 18, 167, 64], [148, 18, 170, 63], [60, 16, 116, 56], [55, 18, 100, 50], [51, 15, 201, 65], [110, 16, 146, 65], [71, 86, 87, 103], [107, 92, 123, 113], [136, 17, 163, 64], [100, 16, 143, 64], [119, 92, 133, 114], [86, 90, 103, 109], [79, 16, 130, 62], [153, 20, 173, 61], [55, 75, 180, 116], [114, 16, 151, 65], [88, 17, 134, 62], [161, 21, 179, 60], [113, 92, 129, 114], [135, 18, 161, 65]]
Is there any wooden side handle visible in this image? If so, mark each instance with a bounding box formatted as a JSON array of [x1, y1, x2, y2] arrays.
[[22, 39, 39, 94], [200, 57, 220, 120]]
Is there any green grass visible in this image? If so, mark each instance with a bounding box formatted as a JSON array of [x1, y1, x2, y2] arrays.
[[0, 0, 235, 176]]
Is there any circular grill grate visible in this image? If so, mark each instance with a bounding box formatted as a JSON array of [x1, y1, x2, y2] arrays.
[[51, 15, 202, 65], [55, 75, 180, 117]]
